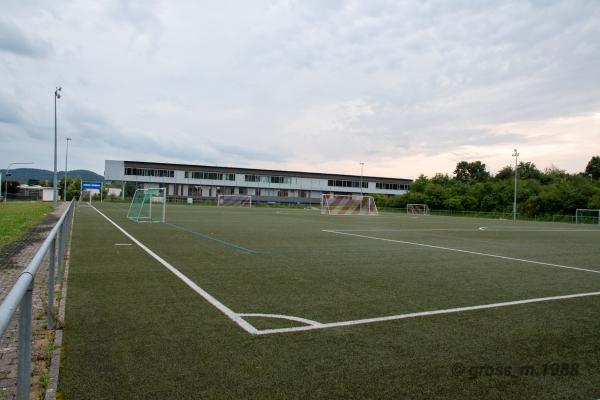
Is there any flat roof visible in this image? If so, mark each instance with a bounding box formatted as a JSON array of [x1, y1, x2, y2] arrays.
[[119, 160, 412, 184]]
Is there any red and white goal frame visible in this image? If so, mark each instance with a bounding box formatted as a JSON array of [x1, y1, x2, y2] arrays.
[[320, 194, 378, 216]]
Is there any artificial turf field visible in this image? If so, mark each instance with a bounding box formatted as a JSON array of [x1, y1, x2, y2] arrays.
[[60, 203, 600, 399]]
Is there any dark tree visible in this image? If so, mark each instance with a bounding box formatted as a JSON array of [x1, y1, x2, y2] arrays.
[[454, 161, 490, 182], [585, 156, 600, 180]]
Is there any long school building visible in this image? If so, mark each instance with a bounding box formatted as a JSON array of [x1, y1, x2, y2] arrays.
[[104, 160, 411, 203]]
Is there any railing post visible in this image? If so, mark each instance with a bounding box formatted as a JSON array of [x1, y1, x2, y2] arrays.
[[57, 222, 64, 280], [17, 279, 33, 400], [47, 237, 56, 329]]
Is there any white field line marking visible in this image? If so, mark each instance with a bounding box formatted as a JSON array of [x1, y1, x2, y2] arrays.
[[333, 228, 478, 232], [91, 206, 259, 335], [255, 291, 600, 335], [238, 313, 323, 327], [323, 230, 600, 275], [333, 227, 600, 233], [114, 243, 132, 246], [478, 226, 600, 232]]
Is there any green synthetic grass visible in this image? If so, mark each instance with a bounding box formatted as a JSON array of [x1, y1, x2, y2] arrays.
[[60, 204, 600, 399], [0, 202, 53, 246]]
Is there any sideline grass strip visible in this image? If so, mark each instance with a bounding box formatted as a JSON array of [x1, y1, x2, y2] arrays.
[[0, 202, 53, 246]]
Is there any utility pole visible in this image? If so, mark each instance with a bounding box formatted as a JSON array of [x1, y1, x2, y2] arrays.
[[512, 149, 519, 222], [64, 137, 71, 201], [53, 87, 62, 208], [360, 162, 364, 195]]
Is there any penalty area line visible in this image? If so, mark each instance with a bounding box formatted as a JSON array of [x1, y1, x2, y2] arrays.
[[256, 290, 600, 335], [90, 205, 259, 335], [322, 230, 600, 275]]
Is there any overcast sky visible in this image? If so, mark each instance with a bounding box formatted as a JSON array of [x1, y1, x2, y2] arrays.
[[1, 0, 599, 179]]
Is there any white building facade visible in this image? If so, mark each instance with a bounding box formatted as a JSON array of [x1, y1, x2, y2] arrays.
[[104, 160, 411, 203]]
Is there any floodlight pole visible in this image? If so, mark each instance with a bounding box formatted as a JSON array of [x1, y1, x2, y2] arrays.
[[53, 87, 62, 208], [360, 162, 364, 195], [512, 149, 519, 222], [64, 137, 71, 201], [4, 162, 33, 203]]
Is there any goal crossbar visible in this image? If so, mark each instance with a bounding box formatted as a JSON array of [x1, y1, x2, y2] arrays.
[[321, 194, 378, 216], [127, 188, 166, 223], [407, 203, 430, 215], [575, 209, 600, 225], [217, 194, 252, 207]]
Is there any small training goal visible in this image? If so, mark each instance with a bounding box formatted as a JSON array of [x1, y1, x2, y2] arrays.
[[217, 194, 252, 207], [575, 209, 600, 225], [127, 188, 166, 223], [321, 194, 378, 216], [407, 203, 430, 215]]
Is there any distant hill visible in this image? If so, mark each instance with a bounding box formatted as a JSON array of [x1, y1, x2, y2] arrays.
[[0, 168, 103, 183]]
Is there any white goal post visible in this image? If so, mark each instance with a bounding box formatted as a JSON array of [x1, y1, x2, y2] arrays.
[[407, 203, 430, 215], [217, 194, 252, 207], [321, 194, 378, 216], [575, 209, 600, 225], [127, 188, 166, 223]]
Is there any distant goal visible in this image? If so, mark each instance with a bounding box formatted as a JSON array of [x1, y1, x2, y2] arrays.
[[407, 203, 430, 215], [127, 188, 166, 223], [217, 194, 252, 207], [321, 194, 378, 216], [575, 209, 600, 225]]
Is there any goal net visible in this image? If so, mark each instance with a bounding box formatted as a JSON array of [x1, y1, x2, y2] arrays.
[[407, 203, 430, 215], [321, 194, 378, 216], [575, 209, 600, 225], [78, 190, 93, 207], [127, 188, 166, 223], [217, 194, 252, 207]]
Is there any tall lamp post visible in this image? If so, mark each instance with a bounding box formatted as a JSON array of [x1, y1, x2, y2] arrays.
[[53, 87, 62, 208], [3, 162, 34, 202], [64, 137, 71, 201], [360, 162, 364, 195], [512, 149, 519, 222]]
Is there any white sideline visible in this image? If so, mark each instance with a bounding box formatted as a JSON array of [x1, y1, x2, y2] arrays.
[[238, 313, 323, 327], [90, 206, 259, 335], [322, 230, 600, 275], [255, 291, 600, 335]]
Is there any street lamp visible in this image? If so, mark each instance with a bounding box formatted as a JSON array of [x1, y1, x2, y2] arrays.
[[64, 137, 71, 201], [3, 162, 34, 202], [53, 86, 62, 208], [512, 149, 519, 222], [360, 162, 364, 195]]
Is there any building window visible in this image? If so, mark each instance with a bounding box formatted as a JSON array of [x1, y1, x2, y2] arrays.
[[185, 171, 236, 181], [245, 174, 291, 184], [277, 190, 288, 197], [327, 179, 367, 188], [376, 182, 409, 190], [125, 167, 174, 178]]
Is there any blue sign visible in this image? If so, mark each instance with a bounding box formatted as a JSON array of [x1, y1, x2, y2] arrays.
[[82, 181, 102, 190]]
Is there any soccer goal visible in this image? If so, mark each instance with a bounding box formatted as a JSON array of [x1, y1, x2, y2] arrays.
[[217, 194, 252, 207], [127, 188, 166, 223], [407, 203, 430, 215], [78, 190, 93, 207], [575, 209, 600, 225], [321, 194, 378, 216]]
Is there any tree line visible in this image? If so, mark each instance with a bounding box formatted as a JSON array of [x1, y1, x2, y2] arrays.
[[374, 156, 600, 218]]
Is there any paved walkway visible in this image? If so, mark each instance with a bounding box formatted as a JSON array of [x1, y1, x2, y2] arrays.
[[0, 204, 67, 400]]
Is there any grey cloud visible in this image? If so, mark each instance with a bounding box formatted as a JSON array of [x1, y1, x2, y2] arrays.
[[0, 18, 50, 58]]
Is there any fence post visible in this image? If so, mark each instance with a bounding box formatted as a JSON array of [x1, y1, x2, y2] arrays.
[[47, 237, 56, 329], [57, 221, 64, 280], [16, 279, 34, 400]]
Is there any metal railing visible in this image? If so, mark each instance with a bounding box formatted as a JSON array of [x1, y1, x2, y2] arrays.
[[0, 201, 74, 400]]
